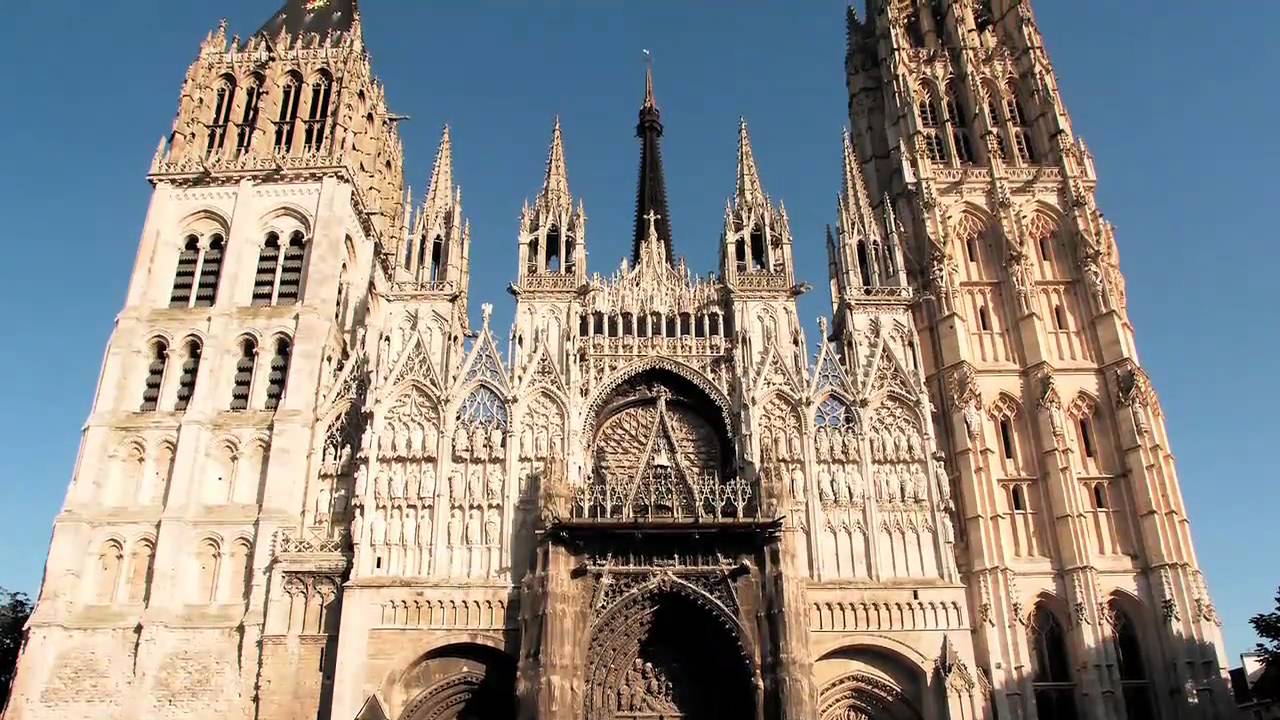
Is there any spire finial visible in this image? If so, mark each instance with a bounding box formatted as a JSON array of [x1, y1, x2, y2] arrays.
[[736, 117, 765, 207], [424, 124, 454, 212], [642, 49, 657, 111], [541, 117, 570, 207], [841, 128, 875, 222]]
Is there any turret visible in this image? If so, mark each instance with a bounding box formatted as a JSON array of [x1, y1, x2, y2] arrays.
[[721, 119, 795, 292], [515, 119, 587, 288], [399, 126, 470, 295]]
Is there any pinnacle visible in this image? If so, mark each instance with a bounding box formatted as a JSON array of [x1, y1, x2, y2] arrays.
[[643, 61, 657, 111], [541, 117, 570, 207], [841, 128, 874, 220], [424, 125, 454, 212], [736, 117, 765, 208]]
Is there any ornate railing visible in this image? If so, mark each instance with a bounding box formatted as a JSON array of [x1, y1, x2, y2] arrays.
[[734, 272, 790, 291], [519, 274, 578, 291], [389, 279, 457, 294], [572, 470, 757, 522]]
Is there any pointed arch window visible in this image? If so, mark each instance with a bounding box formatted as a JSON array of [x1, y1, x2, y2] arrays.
[[252, 232, 281, 305], [564, 233, 577, 272], [527, 234, 540, 276], [545, 225, 562, 273], [428, 234, 446, 283], [171, 233, 225, 308], [140, 338, 169, 412], [235, 76, 263, 156], [1078, 416, 1097, 459], [734, 236, 748, 273], [978, 305, 992, 332], [1005, 85, 1038, 163], [749, 225, 768, 271], [278, 232, 306, 302], [303, 72, 333, 153], [170, 235, 200, 306], [274, 74, 303, 154], [1112, 605, 1156, 719], [175, 338, 201, 412], [856, 240, 873, 287], [919, 94, 941, 128], [206, 75, 235, 157], [1031, 607, 1078, 719], [227, 540, 253, 605], [230, 337, 257, 411], [999, 416, 1016, 459], [265, 337, 292, 411], [945, 83, 975, 164]]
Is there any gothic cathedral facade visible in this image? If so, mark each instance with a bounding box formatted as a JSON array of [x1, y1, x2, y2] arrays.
[[6, 2, 1232, 720]]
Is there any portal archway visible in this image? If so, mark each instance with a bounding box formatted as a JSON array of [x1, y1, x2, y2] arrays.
[[397, 643, 515, 720], [585, 584, 755, 719]]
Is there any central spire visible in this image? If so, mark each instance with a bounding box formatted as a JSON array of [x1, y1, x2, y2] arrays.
[[633, 61, 675, 266]]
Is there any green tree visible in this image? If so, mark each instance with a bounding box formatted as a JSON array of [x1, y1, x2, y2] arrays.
[[0, 588, 32, 706], [1251, 586, 1280, 700]]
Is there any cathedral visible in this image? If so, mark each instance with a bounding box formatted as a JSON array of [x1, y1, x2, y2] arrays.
[[5, 1, 1234, 719]]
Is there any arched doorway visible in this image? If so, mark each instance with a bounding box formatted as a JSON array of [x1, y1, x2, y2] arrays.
[[818, 672, 923, 720], [585, 584, 755, 719], [398, 644, 515, 720]]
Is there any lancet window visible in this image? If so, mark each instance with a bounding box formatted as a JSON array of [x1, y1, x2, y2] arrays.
[[1030, 606, 1078, 720], [545, 225, 562, 272], [274, 73, 303, 154], [193, 538, 220, 603], [206, 75, 235, 157], [234, 75, 263, 156], [945, 82, 975, 164], [1111, 603, 1156, 720], [140, 338, 169, 412], [124, 539, 154, 605], [1005, 82, 1038, 163], [303, 71, 333, 153]]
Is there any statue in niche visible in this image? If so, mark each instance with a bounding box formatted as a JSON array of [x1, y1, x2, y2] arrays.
[[351, 507, 364, 543], [389, 467, 406, 500], [468, 469, 484, 504], [895, 429, 910, 462], [448, 469, 464, 501], [448, 508, 463, 546], [815, 432, 830, 461], [833, 469, 850, 504], [934, 458, 952, 509], [418, 510, 432, 547], [403, 508, 417, 546], [489, 427, 504, 459], [909, 431, 923, 460], [849, 468, 865, 502], [817, 469, 833, 503], [321, 442, 339, 476], [790, 467, 805, 502], [421, 465, 437, 500], [388, 509, 402, 545], [354, 464, 368, 502], [760, 433, 775, 463], [454, 427, 469, 459], [410, 423, 425, 458], [912, 464, 928, 501], [534, 430, 548, 459], [773, 432, 787, 461], [843, 431, 859, 461], [484, 508, 499, 545], [332, 487, 349, 519], [787, 429, 802, 460], [898, 466, 911, 502], [472, 427, 487, 459], [371, 510, 387, 546], [374, 471, 389, 504], [520, 428, 533, 460], [487, 467, 504, 502], [466, 508, 482, 545], [830, 433, 845, 462], [314, 484, 331, 525], [405, 467, 420, 502], [870, 432, 884, 462]]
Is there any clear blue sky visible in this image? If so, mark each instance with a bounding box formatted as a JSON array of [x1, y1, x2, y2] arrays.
[[0, 1, 1275, 659]]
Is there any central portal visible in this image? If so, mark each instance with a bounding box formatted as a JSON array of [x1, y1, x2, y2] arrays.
[[585, 588, 755, 719]]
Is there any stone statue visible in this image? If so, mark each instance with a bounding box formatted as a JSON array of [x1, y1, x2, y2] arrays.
[[403, 509, 417, 546], [405, 467, 420, 502], [389, 468, 406, 500], [421, 465, 437, 499], [371, 510, 387, 546], [314, 485, 331, 524], [448, 509, 463, 546]]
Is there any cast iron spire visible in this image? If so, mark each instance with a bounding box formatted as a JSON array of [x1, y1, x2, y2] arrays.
[[632, 61, 675, 265]]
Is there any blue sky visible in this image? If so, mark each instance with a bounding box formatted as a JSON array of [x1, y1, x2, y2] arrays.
[[0, 1, 1275, 659]]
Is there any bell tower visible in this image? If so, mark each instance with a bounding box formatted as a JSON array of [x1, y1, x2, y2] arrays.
[[847, 1, 1232, 718]]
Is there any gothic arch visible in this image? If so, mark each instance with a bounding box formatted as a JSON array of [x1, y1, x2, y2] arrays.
[[585, 357, 733, 438], [585, 577, 757, 720], [818, 671, 923, 720], [393, 642, 516, 720], [257, 204, 313, 237], [176, 208, 231, 238]]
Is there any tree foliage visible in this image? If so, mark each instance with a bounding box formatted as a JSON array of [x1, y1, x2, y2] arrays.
[[1251, 586, 1280, 700], [0, 588, 32, 707]]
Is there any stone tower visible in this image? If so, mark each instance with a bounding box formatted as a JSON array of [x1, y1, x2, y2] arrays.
[[5, 2, 1233, 720], [845, 1, 1232, 719]]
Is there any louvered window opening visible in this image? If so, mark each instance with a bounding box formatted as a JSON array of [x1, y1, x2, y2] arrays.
[[235, 83, 262, 156], [303, 76, 333, 153], [169, 236, 200, 307], [193, 235, 224, 307], [274, 78, 302, 153], [277, 234, 305, 302], [265, 339, 291, 411], [175, 342, 201, 411], [252, 233, 281, 305], [230, 340, 256, 411], [140, 341, 168, 412], [206, 80, 235, 157]]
